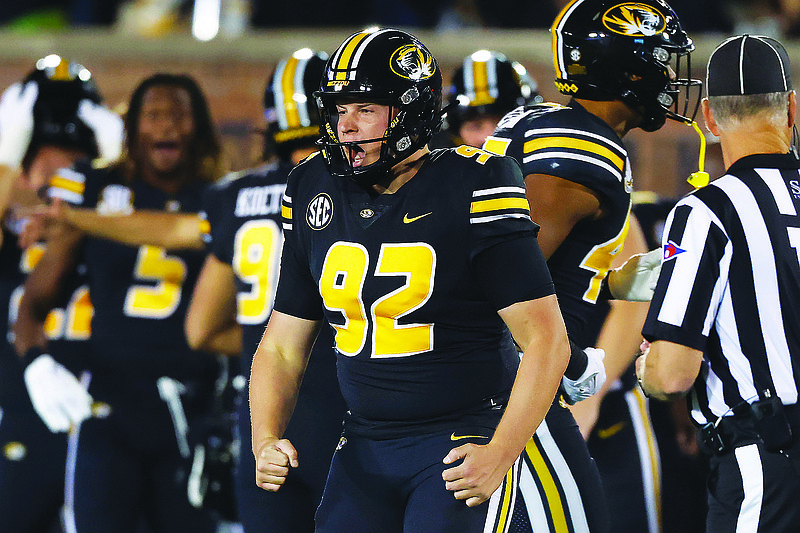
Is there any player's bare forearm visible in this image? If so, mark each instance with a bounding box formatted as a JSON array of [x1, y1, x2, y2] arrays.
[[0, 165, 17, 238], [250, 312, 321, 491], [185, 254, 242, 355], [636, 340, 703, 401], [14, 224, 82, 355], [524, 173, 601, 259], [249, 311, 321, 452], [65, 206, 205, 250], [493, 295, 570, 458]]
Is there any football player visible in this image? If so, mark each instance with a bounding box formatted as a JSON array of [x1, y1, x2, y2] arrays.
[[188, 49, 346, 533], [483, 0, 702, 530], [14, 73, 225, 533], [30, 50, 349, 533], [445, 50, 542, 148], [0, 55, 122, 533], [569, 210, 662, 532], [250, 28, 570, 533]]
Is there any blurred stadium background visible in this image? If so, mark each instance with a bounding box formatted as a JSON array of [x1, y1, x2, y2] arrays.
[[1, 0, 798, 199]]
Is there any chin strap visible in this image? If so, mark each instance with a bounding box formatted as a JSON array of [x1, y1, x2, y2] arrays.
[[686, 120, 710, 189]]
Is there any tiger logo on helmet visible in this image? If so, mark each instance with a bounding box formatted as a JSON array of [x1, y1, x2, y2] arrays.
[[601, 3, 666, 36], [390, 44, 436, 81]]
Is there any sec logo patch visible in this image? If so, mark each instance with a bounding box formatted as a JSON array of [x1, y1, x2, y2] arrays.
[[307, 193, 333, 230]]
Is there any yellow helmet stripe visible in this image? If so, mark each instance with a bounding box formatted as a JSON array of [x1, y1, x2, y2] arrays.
[[550, 0, 583, 79], [333, 31, 370, 81], [471, 56, 493, 106], [280, 56, 302, 129], [53, 58, 71, 81]]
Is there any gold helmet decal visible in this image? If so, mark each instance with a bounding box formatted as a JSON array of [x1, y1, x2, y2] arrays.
[[602, 3, 666, 37], [390, 44, 436, 81]]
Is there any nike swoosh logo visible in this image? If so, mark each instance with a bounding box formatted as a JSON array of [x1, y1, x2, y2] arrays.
[[403, 212, 432, 224], [450, 432, 490, 441], [597, 421, 627, 440]]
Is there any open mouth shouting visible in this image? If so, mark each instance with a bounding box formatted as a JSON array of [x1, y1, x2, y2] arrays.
[[348, 144, 367, 168]]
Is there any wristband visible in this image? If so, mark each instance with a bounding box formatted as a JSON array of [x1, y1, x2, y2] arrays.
[[564, 338, 589, 380]]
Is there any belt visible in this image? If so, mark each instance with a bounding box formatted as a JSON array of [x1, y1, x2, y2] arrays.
[[702, 402, 800, 456]]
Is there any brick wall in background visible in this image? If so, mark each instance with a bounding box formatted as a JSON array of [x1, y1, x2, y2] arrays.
[[0, 28, 758, 199]]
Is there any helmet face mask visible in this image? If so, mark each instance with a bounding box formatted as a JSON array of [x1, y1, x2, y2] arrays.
[[552, 0, 702, 131], [314, 28, 443, 187], [23, 54, 103, 167], [446, 50, 543, 138]]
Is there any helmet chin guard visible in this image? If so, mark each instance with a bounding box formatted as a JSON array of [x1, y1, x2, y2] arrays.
[[314, 28, 444, 187]]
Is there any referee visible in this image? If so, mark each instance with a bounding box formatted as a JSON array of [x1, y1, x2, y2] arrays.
[[636, 34, 800, 532]]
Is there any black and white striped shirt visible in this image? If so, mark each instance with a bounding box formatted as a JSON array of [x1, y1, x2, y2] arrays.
[[642, 153, 800, 426]]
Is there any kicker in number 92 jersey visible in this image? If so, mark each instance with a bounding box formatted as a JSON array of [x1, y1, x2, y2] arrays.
[[274, 148, 548, 437]]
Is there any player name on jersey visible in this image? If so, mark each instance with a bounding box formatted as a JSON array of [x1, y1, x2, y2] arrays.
[[234, 184, 285, 218]]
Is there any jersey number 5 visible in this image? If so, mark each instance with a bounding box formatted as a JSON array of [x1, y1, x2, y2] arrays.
[[319, 241, 435, 358], [124, 245, 187, 319]]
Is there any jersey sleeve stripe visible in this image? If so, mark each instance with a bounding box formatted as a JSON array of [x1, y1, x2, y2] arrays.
[[282, 194, 293, 231], [524, 127, 624, 150], [470, 197, 530, 214], [49, 174, 85, 193], [48, 188, 83, 205], [523, 137, 625, 172], [523, 152, 623, 182], [483, 136, 511, 156], [470, 213, 531, 224], [473, 186, 526, 197], [48, 170, 86, 205], [470, 185, 531, 224]]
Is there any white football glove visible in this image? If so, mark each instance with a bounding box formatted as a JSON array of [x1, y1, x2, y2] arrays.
[[23, 354, 92, 433], [77, 99, 124, 162], [607, 248, 662, 302], [0, 81, 38, 167], [562, 347, 606, 404]]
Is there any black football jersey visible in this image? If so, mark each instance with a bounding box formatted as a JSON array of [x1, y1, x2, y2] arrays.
[[274, 148, 554, 429], [48, 161, 216, 380], [202, 162, 289, 358], [202, 160, 343, 411], [0, 229, 92, 402], [485, 101, 633, 345]]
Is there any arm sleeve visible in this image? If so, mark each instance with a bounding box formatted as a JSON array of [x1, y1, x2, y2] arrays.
[[472, 234, 555, 311], [271, 175, 324, 320]]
